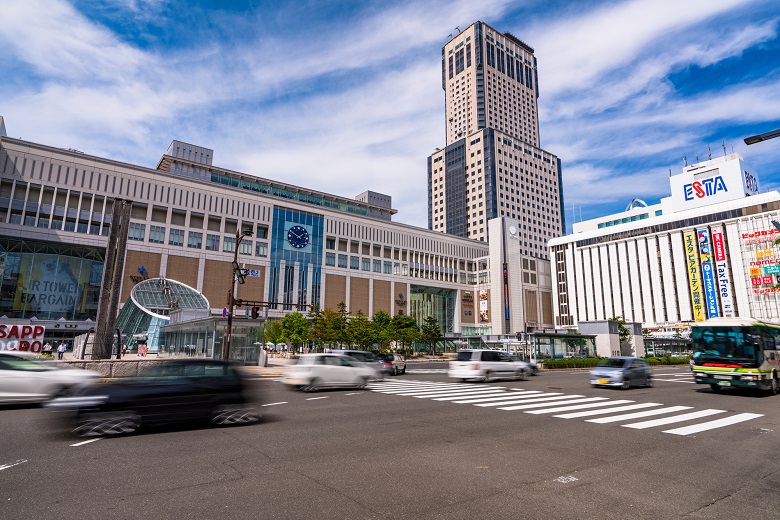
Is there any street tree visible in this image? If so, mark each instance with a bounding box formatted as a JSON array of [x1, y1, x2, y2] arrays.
[[347, 310, 376, 350], [420, 316, 443, 356], [391, 314, 420, 354], [372, 310, 393, 350], [263, 320, 284, 347], [281, 312, 310, 353]]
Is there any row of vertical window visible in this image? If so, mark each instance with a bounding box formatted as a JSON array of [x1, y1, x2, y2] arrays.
[[127, 222, 269, 257], [485, 43, 532, 89], [324, 252, 402, 275]]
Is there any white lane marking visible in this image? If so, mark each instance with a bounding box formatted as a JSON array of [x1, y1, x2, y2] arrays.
[[448, 391, 546, 404], [554, 402, 663, 419], [622, 409, 726, 429], [525, 399, 634, 414], [70, 439, 102, 447], [663, 413, 764, 435], [344, 393, 361, 396], [409, 389, 511, 398], [261, 402, 288, 407], [369, 384, 474, 393], [500, 397, 608, 411], [655, 379, 696, 384], [587, 405, 692, 424], [0, 459, 28, 471], [389, 387, 505, 396], [406, 369, 447, 374], [306, 397, 329, 401], [434, 392, 513, 402], [474, 393, 569, 407]]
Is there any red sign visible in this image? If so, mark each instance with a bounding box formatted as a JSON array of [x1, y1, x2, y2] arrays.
[[712, 230, 726, 262], [0, 325, 47, 353]]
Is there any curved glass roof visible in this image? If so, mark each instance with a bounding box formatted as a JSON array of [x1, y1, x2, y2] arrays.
[[130, 278, 210, 319]]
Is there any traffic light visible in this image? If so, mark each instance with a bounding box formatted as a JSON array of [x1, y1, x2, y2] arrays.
[[251, 306, 260, 319]]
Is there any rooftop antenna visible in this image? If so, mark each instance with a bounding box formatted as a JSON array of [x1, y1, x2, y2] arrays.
[[683, 156, 688, 166], [722, 139, 727, 157], [455, 26, 461, 34], [695, 153, 699, 162], [669, 168, 672, 177], [708, 145, 712, 160]]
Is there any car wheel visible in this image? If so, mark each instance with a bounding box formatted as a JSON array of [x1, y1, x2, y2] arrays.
[[645, 376, 653, 388], [621, 378, 631, 390], [356, 376, 369, 390], [515, 369, 527, 381], [482, 370, 493, 383], [212, 406, 260, 426], [768, 375, 779, 395], [392, 366, 398, 376], [710, 383, 722, 393], [52, 386, 70, 399], [303, 378, 321, 392], [74, 411, 141, 437], [401, 366, 406, 375]]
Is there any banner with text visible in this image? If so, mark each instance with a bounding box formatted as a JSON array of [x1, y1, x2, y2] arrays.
[[710, 226, 734, 317], [697, 229, 720, 319], [684, 231, 705, 322]]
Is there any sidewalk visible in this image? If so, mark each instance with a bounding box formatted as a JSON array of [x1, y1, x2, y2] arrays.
[[240, 355, 295, 378]]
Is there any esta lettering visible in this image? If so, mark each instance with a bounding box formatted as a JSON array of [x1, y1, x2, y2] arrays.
[[683, 176, 728, 201]]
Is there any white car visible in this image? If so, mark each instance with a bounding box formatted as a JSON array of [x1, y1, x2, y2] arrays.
[[282, 353, 378, 392], [448, 349, 532, 382], [0, 351, 101, 404]]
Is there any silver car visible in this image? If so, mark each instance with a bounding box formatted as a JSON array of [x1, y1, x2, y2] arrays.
[[590, 357, 653, 389], [283, 354, 378, 392], [0, 351, 101, 404]]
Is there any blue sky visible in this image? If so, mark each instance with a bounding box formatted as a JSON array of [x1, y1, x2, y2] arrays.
[[1, 0, 779, 232]]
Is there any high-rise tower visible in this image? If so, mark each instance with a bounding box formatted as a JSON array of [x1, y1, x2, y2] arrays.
[[428, 21, 564, 258]]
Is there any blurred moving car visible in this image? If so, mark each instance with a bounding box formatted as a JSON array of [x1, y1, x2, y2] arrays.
[[283, 353, 378, 392], [0, 351, 100, 405], [510, 354, 539, 375], [448, 349, 532, 382], [376, 353, 406, 376], [329, 349, 385, 378], [590, 356, 653, 389], [46, 359, 259, 437]]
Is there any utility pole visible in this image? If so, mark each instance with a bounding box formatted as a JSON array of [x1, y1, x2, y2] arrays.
[[92, 199, 132, 359], [223, 228, 253, 361]]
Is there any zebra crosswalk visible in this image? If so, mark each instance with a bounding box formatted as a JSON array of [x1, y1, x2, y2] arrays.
[[366, 380, 763, 436]]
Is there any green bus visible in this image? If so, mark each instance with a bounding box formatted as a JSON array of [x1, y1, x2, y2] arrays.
[[691, 318, 780, 394]]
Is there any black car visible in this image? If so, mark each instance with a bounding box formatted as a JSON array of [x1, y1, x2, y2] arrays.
[[47, 359, 259, 437]]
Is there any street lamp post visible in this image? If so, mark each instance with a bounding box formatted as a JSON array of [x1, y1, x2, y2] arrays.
[[223, 228, 253, 361]]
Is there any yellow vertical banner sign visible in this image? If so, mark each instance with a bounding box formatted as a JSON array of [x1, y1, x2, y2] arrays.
[[684, 230, 705, 322]]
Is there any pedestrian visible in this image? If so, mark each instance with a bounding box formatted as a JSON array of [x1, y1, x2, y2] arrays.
[[56, 342, 66, 360], [43, 341, 52, 354]]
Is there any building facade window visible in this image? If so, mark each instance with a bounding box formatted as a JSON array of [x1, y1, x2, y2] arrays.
[[373, 259, 381, 273], [128, 222, 145, 241], [188, 231, 203, 249], [223, 236, 236, 253], [239, 240, 252, 256], [362, 258, 370, 271], [338, 254, 348, 268], [206, 234, 220, 251], [255, 242, 268, 257], [149, 225, 165, 244], [350, 256, 359, 270], [169, 228, 184, 246], [325, 252, 335, 266]]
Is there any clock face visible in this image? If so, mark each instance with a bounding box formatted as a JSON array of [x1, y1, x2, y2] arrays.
[[286, 225, 310, 249]]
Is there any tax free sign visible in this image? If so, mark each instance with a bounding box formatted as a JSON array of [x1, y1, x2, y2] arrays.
[[668, 155, 758, 212]]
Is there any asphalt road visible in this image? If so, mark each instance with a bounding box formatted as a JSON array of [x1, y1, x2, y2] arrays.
[[2, 362, 780, 519]]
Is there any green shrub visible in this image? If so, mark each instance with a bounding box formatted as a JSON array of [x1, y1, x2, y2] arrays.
[[540, 358, 603, 369], [645, 356, 690, 365]]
